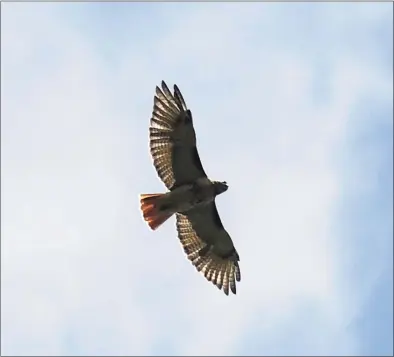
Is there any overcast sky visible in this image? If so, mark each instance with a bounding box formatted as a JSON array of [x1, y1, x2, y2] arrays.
[[1, 2, 393, 356]]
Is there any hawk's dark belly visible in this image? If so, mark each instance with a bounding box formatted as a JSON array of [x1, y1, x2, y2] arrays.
[[162, 179, 214, 214]]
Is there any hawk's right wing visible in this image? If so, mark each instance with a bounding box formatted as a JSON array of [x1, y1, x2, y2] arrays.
[[149, 81, 208, 190]]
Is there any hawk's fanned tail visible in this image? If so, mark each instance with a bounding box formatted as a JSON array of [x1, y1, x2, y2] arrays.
[[140, 193, 173, 230]]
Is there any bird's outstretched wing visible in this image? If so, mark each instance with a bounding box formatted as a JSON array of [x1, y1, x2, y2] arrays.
[[176, 202, 241, 295], [149, 81, 207, 190]]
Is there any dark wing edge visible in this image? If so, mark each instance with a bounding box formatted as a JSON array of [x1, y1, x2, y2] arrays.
[[175, 211, 241, 295], [149, 81, 188, 190]]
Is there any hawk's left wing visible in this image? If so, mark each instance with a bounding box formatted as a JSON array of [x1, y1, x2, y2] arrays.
[[176, 202, 241, 295]]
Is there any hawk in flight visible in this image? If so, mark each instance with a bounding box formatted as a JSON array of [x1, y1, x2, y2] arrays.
[[139, 81, 241, 295]]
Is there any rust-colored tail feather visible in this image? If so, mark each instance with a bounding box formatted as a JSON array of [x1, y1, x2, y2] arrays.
[[139, 193, 173, 230]]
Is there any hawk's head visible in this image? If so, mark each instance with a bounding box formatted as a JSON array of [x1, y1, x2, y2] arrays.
[[213, 181, 228, 196]]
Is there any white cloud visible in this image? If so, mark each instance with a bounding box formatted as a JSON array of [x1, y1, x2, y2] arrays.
[[1, 3, 390, 356]]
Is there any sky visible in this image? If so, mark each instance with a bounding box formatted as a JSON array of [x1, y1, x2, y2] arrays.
[[1, 2, 392, 356]]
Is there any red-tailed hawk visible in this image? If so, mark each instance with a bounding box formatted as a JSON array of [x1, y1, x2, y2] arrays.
[[139, 81, 241, 295]]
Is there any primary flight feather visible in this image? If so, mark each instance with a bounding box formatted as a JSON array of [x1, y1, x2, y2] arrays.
[[139, 81, 241, 295]]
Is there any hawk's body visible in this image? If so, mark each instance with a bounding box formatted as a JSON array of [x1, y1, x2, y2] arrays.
[[140, 81, 241, 295]]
